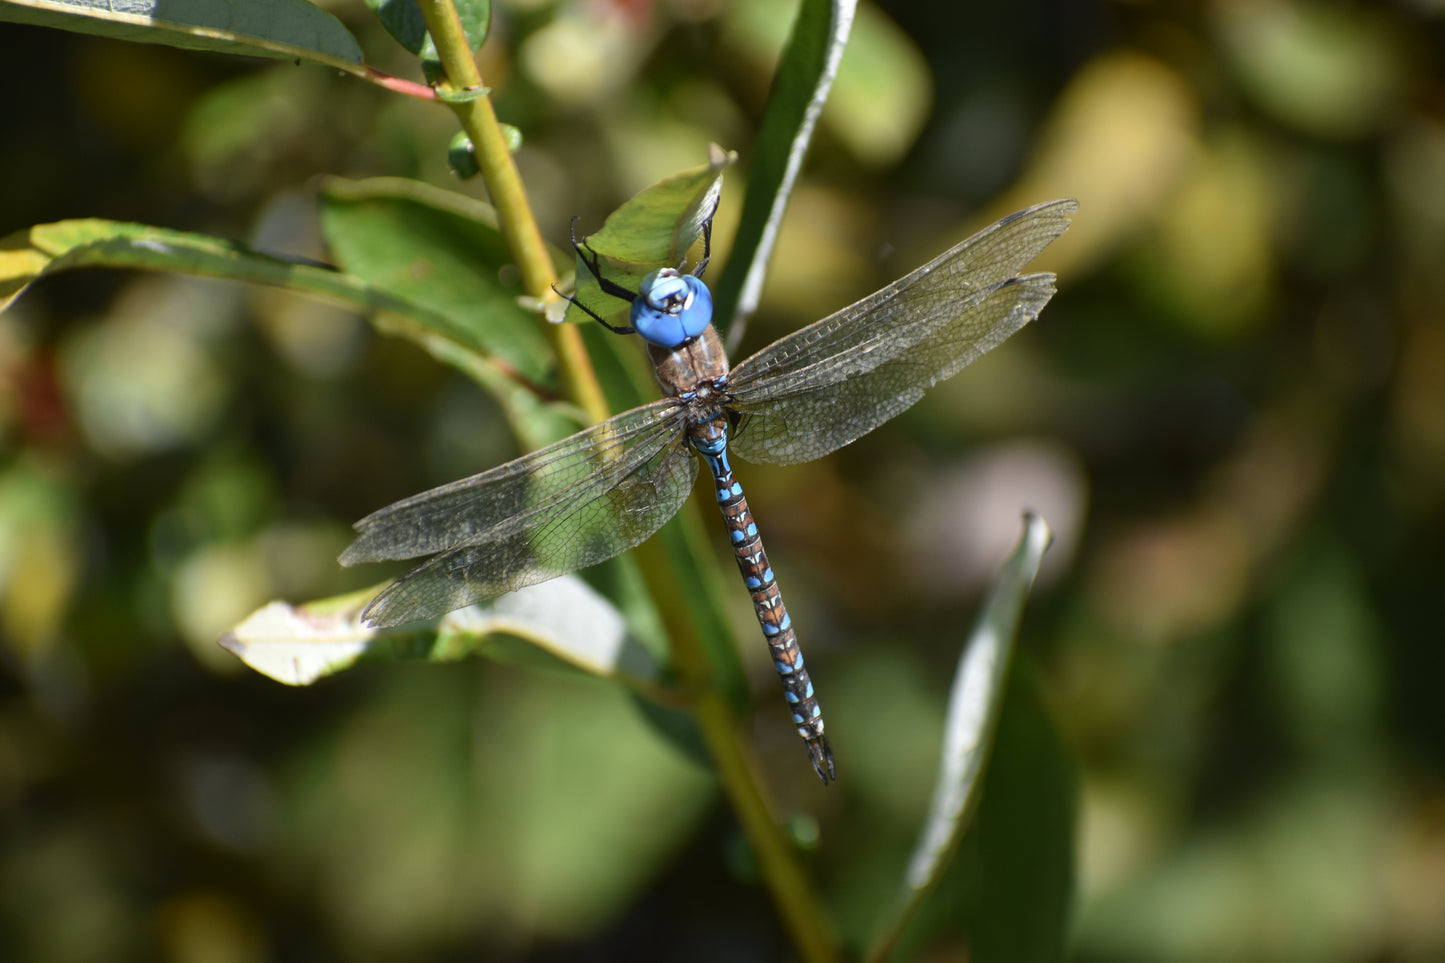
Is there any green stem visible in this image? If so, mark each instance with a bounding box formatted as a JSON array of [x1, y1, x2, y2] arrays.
[[414, 0, 610, 426]]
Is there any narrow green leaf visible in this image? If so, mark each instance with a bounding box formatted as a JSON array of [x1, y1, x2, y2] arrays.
[[0, 216, 578, 449], [867, 513, 1054, 962], [583, 149, 735, 263], [562, 148, 736, 330], [713, 0, 856, 348], [0, 0, 363, 69], [221, 576, 664, 688], [1, 218, 412, 316], [318, 176, 554, 384], [953, 663, 1077, 963], [908, 515, 1050, 888]]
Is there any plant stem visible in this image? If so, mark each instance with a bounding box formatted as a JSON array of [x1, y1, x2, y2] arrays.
[[414, 0, 610, 425], [363, 66, 438, 100]]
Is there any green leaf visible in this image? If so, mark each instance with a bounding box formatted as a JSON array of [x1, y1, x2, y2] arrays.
[[953, 662, 1077, 963], [0, 218, 408, 315], [563, 148, 736, 331], [0, 215, 577, 450], [367, 0, 428, 57], [318, 176, 555, 385], [0, 0, 363, 70], [712, 0, 856, 346], [867, 513, 1055, 961], [365, 0, 491, 65], [221, 576, 664, 689]]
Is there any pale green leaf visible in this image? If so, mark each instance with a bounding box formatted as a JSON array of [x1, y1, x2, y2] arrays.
[[218, 596, 374, 686], [221, 576, 663, 688]]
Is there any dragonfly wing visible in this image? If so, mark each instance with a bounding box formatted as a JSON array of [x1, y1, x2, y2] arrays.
[[728, 199, 1075, 394], [729, 272, 1059, 465], [341, 401, 697, 626], [726, 199, 1074, 465]]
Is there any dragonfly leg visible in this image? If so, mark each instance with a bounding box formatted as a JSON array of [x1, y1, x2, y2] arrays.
[[569, 216, 643, 305], [554, 281, 634, 335], [690, 216, 713, 279], [558, 216, 643, 334]]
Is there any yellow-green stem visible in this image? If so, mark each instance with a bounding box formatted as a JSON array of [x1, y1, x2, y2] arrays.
[[415, 0, 609, 425]]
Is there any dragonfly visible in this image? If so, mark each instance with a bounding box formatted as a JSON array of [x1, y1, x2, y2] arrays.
[[340, 197, 1077, 784]]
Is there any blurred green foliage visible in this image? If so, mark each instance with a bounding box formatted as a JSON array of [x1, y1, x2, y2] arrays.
[[2, 0, 1444, 961]]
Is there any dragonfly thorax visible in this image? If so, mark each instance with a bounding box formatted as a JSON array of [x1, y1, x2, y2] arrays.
[[632, 269, 714, 348], [648, 321, 730, 400]]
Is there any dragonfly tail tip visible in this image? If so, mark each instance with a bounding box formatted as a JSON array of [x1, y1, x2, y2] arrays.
[[807, 736, 836, 786]]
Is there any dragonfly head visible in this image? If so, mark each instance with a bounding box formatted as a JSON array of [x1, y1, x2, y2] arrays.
[[632, 269, 713, 347]]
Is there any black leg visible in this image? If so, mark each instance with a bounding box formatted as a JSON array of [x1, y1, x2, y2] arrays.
[[691, 216, 713, 279], [570, 217, 640, 304], [553, 283, 634, 334], [560, 216, 638, 334]]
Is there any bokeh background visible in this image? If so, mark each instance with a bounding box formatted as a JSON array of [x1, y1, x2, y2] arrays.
[[3, 0, 1444, 960]]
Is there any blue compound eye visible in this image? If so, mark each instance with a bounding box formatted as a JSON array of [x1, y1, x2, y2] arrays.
[[631, 269, 714, 347]]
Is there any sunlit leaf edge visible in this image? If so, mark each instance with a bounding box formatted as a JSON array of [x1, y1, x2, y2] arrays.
[[714, 0, 857, 346], [221, 576, 664, 688], [865, 512, 1053, 962], [0, 0, 364, 69]]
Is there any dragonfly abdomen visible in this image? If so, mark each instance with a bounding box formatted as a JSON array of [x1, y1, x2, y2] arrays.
[[688, 419, 836, 784]]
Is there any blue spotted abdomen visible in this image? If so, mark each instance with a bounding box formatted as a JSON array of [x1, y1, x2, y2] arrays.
[[687, 417, 835, 784]]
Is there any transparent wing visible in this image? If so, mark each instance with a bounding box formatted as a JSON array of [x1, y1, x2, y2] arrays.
[[340, 400, 696, 626], [726, 199, 1075, 465], [729, 275, 1057, 464]]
